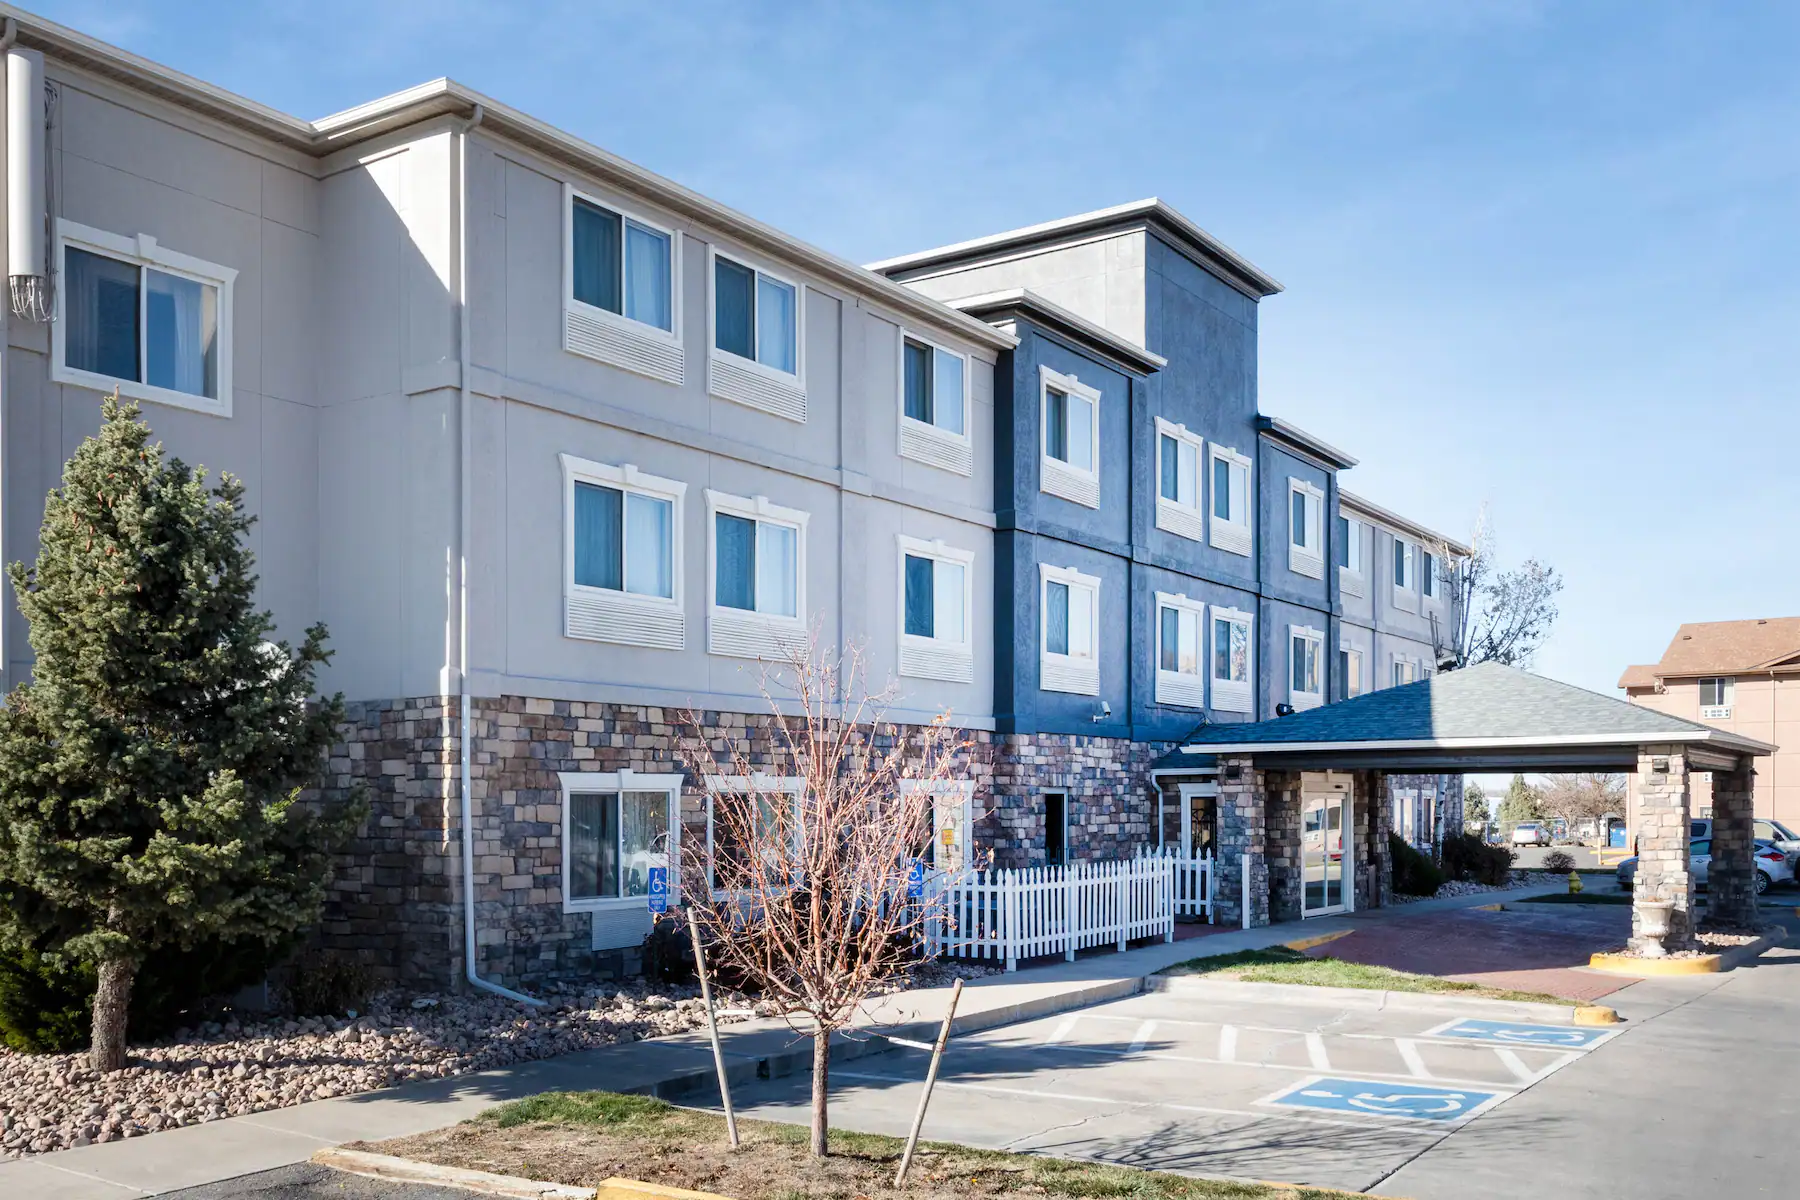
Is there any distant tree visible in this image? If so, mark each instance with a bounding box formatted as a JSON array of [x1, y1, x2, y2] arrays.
[[1497, 773, 1545, 831], [1463, 782, 1490, 832], [0, 395, 363, 1072], [1538, 773, 1624, 829], [1432, 508, 1563, 670]]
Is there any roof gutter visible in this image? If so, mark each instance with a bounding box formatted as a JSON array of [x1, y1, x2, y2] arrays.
[[1178, 728, 1779, 757], [1338, 488, 1472, 557]]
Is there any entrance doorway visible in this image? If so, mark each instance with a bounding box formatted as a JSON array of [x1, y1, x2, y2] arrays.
[[1179, 782, 1216, 857], [1302, 772, 1354, 917]]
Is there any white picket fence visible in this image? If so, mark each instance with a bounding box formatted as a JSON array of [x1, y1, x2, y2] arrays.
[[922, 848, 1214, 971]]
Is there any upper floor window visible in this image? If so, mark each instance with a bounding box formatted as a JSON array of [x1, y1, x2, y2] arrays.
[[898, 333, 972, 476], [1393, 656, 1418, 687], [1211, 606, 1254, 713], [1040, 563, 1101, 695], [706, 491, 808, 660], [564, 188, 683, 385], [1393, 537, 1419, 612], [1154, 419, 1204, 541], [1155, 592, 1206, 709], [1699, 677, 1735, 718], [714, 254, 798, 375], [1288, 479, 1324, 579], [1039, 366, 1101, 508], [1209, 445, 1253, 557], [899, 536, 974, 684], [561, 454, 686, 651], [1289, 625, 1324, 710], [55, 222, 235, 418], [1336, 515, 1366, 598], [1420, 549, 1439, 600], [1340, 647, 1364, 699]]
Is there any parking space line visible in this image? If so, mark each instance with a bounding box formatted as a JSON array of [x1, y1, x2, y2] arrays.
[[1306, 1032, 1331, 1070], [1494, 1048, 1535, 1083], [1128, 1020, 1157, 1053], [1044, 1016, 1079, 1045], [1066, 1010, 1586, 1054], [1218, 1024, 1238, 1063], [1395, 1038, 1430, 1078], [1028, 1038, 1526, 1092]]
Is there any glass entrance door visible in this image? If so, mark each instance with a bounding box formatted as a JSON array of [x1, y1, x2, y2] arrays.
[[1302, 774, 1353, 916]]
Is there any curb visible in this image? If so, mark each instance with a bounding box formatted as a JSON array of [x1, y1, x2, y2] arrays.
[[312, 1147, 593, 1197], [598, 1179, 734, 1200], [1144, 975, 1590, 1023], [1588, 927, 1786, 977], [1282, 929, 1355, 952]]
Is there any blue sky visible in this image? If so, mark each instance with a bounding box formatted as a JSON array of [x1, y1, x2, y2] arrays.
[[41, 0, 1800, 696]]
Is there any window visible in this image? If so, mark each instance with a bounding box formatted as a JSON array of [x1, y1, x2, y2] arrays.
[[1039, 365, 1101, 508], [1154, 592, 1206, 708], [710, 249, 807, 421], [1420, 550, 1438, 601], [898, 536, 974, 683], [1340, 647, 1364, 699], [1392, 656, 1418, 687], [561, 455, 686, 650], [1210, 606, 1255, 714], [560, 771, 682, 920], [898, 333, 972, 475], [1699, 677, 1735, 719], [1208, 445, 1253, 556], [1154, 418, 1205, 540], [706, 491, 808, 659], [1289, 625, 1324, 710], [1288, 479, 1324, 579], [1040, 563, 1101, 695], [1044, 793, 1068, 867], [905, 779, 976, 871], [1337, 515, 1366, 598], [704, 775, 804, 891], [564, 187, 683, 384], [54, 221, 235, 417]]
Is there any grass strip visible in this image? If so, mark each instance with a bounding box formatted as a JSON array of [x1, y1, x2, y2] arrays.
[[1159, 947, 1566, 1004]]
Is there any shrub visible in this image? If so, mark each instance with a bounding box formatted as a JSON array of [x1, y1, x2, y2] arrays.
[[640, 916, 697, 987], [1441, 832, 1515, 886], [1542, 850, 1576, 874], [276, 949, 374, 1017], [1390, 833, 1446, 897]]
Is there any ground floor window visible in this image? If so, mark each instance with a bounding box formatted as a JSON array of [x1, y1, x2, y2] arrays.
[[559, 771, 682, 912]]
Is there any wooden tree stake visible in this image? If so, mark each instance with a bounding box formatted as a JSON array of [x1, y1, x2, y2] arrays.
[[894, 977, 963, 1186], [688, 904, 739, 1148]]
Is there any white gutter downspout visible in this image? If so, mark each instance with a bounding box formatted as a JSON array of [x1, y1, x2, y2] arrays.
[[452, 104, 541, 1007], [0, 18, 17, 686]]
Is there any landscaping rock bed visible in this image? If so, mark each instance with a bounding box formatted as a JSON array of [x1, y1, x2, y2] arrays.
[[0, 960, 997, 1160], [1391, 869, 1564, 904]]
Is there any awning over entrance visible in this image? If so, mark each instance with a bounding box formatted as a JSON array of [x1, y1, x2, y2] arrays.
[[1154, 662, 1776, 774]]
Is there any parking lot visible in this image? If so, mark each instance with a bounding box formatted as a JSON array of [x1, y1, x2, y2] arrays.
[[717, 987, 1621, 1194]]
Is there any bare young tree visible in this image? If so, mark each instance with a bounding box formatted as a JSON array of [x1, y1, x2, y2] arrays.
[[1432, 507, 1564, 670], [676, 631, 976, 1158], [1538, 773, 1625, 830]]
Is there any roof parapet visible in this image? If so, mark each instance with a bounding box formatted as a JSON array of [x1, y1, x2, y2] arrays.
[[947, 288, 1166, 375]]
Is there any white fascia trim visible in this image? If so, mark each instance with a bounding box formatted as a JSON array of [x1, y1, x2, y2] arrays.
[[1179, 730, 1780, 755], [1339, 488, 1473, 558]]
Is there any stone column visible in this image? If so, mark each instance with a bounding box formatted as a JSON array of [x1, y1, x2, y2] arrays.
[[1706, 758, 1760, 930], [1265, 771, 1303, 922], [1631, 746, 1695, 951], [1215, 754, 1269, 927], [1360, 770, 1391, 909]]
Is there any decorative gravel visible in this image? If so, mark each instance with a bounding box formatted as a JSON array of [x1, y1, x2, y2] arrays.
[[0, 960, 997, 1160], [1391, 870, 1564, 904]]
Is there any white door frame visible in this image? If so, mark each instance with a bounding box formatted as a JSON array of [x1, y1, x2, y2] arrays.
[[1301, 771, 1355, 918], [1178, 782, 1218, 857]]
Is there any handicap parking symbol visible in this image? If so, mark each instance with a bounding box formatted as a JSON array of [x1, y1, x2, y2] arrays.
[[906, 859, 926, 898], [1262, 1076, 1501, 1123], [646, 866, 669, 914], [1424, 1019, 1615, 1051]]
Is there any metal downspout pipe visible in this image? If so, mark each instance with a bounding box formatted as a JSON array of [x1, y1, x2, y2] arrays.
[[452, 104, 540, 1007]]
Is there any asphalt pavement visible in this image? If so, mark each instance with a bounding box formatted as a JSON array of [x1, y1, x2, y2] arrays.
[[157, 1162, 470, 1199]]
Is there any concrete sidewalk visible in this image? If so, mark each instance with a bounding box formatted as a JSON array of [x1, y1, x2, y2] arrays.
[[0, 884, 1566, 1199]]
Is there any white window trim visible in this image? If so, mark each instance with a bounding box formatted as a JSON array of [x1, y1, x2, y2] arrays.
[[1699, 676, 1735, 720], [897, 535, 976, 684], [1210, 604, 1255, 714], [703, 773, 805, 892], [52, 219, 238, 418], [1338, 516, 1366, 598], [705, 489, 810, 659], [1153, 417, 1206, 542], [1340, 646, 1365, 699], [562, 184, 685, 386], [897, 329, 974, 477], [1391, 653, 1422, 688], [564, 184, 684, 344], [705, 244, 808, 423], [1287, 479, 1325, 579], [1039, 364, 1102, 508], [1208, 444, 1253, 556], [1288, 624, 1325, 711], [1039, 562, 1102, 696], [1154, 591, 1207, 709], [559, 770, 684, 915], [1420, 548, 1441, 605], [560, 454, 687, 650], [900, 779, 977, 872]]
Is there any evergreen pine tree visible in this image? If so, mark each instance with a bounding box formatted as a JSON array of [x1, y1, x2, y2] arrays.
[[0, 395, 362, 1071]]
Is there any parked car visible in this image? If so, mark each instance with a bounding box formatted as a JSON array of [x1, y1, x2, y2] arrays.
[[1617, 838, 1789, 894], [1511, 822, 1551, 847], [1690, 817, 1800, 857]]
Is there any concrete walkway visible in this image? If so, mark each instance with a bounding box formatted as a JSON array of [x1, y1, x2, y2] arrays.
[[0, 884, 1566, 1199]]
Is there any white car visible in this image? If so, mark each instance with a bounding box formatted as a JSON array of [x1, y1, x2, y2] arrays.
[[1511, 822, 1551, 847]]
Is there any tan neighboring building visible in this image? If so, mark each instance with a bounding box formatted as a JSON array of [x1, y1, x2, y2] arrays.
[[1620, 618, 1800, 829]]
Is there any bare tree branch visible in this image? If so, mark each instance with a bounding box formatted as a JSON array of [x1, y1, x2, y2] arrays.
[[1431, 507, 1564, 670]]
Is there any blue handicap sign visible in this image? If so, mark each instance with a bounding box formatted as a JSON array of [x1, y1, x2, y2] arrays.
[[1264, 1076, 1499, 1123], [1428, 1019, 1613, 1051], [906, 859, 926, 899], [646, 866, 669, 914]]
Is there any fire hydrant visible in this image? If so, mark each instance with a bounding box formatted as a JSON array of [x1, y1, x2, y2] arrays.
[[1568, 870, 1583, 894]]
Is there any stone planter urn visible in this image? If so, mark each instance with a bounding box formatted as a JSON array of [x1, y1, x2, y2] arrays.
[[1634, 899, 1676, 958]]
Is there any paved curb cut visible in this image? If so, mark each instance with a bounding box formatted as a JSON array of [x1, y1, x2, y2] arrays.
[[1144, 975, 1590, 1022], [312, 1147, 592, 1197]]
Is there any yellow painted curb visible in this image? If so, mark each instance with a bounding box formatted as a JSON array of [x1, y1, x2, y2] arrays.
[[1284, 928, 1354, 952], [1588, 951, 1720, 976], [598, 1181, 734, 1200], [1572, 1005, 1621, 1025], [1473, 903, 1503, 912]]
